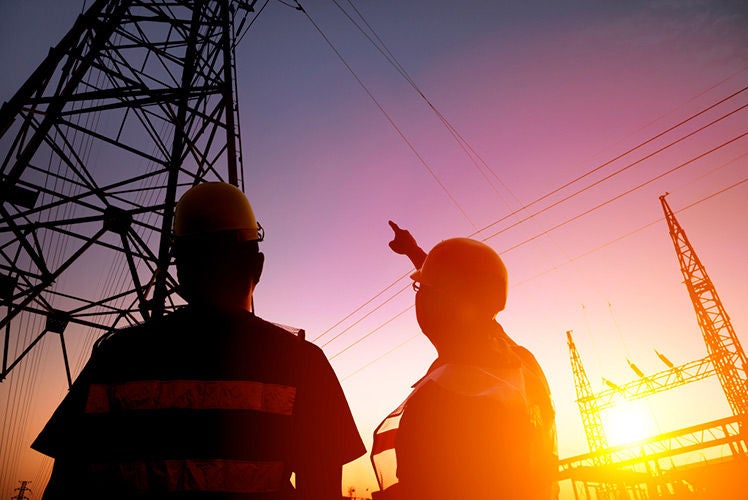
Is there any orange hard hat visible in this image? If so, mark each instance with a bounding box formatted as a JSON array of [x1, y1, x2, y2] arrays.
[[411, 238, 508, 314], [174, 182, 262, 241]]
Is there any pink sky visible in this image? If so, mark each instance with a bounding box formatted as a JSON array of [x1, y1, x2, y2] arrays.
[[1, 0, 747, 497]]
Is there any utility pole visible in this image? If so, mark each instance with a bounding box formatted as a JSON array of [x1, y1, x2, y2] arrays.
[[12, 481, 31, 500]]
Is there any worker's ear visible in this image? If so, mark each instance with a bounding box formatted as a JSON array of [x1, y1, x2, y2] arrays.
[[250, 251, 264, 285]]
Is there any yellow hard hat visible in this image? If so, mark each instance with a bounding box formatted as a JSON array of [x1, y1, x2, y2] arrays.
[[411, 238, 508, 313], [174, 182, 262, 241]]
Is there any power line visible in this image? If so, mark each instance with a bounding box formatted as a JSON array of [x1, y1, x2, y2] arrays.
[[485, 132, 747, 248], [342, 332, 420, 382], [336, 175, 748, 380], [318, 283, 408, 349], [311, 272, 410, 343], [469, 91, 748, 239], [329, 305, 413, 360], [325, 128, 748, 372], [331, 0, 517, 207], [294, 0, 476, 228], [316, 99, 747, 352], [299, 1, 747, 355]]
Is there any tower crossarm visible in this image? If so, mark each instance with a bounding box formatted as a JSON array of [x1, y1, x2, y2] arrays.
[[590, 356, 715, 410]]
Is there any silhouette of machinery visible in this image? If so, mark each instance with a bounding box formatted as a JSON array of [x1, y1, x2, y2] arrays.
[[0, 0, 259, 385], [561, 195, 748, 499]]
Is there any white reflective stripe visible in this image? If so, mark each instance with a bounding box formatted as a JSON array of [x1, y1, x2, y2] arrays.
[[85, 380, 296, 415], [91, 459, 286, 494]]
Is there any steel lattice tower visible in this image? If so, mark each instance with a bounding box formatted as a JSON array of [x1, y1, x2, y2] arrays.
[[561, 196, 748, 498], [567, 331, 609, 456], [0, 0, 258, 384], [660, 194, 748, 418]]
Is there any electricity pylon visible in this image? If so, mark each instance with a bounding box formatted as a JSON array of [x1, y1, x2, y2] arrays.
[[660, 193, 748, 417], [0, 0, 258, 385]]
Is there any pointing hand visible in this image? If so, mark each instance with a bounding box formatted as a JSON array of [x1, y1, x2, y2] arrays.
[[388, 221, 418, 256]]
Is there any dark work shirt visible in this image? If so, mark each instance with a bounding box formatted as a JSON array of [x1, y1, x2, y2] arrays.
[[33, 306, 365, 499], [395, 330, 557, 500]]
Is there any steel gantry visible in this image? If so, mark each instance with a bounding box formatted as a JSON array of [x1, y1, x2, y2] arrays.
[[563, 195, 748, 498]]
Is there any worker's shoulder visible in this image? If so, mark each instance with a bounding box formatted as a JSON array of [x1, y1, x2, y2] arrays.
[[251, 314, 310, 346], [93, 307, 320, 360], [512, 344, 539, 366], [92, 309, 184, 354]]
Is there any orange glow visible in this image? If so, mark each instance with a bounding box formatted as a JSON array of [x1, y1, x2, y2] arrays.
[[1, 1, 748, 499], [602, 400, 657, 446]]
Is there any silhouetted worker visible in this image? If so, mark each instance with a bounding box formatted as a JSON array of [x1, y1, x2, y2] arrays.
[[371, 222, 558, 499], [33, 182, 365, 499]]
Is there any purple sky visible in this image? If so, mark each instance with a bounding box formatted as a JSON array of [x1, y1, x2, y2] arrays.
[[1, 0, 747, 496]]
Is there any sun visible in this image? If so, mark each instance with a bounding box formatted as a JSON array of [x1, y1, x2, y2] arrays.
[[602, 400, 657, 446]]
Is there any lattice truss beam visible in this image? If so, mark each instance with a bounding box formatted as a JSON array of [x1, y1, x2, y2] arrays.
[[559, 414, 747, 479], [594, 356, 715, 410], [0, 0, 258, 383]]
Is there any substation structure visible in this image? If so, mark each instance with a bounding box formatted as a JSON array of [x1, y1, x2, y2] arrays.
[[558, 196, 748, 499]]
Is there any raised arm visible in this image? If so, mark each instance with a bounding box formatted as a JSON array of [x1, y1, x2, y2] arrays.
[[388, 221, 427, 269]]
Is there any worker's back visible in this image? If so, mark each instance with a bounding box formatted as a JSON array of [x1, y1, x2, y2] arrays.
[[34, 306, 361, 499], [383, 342, 557, 500]]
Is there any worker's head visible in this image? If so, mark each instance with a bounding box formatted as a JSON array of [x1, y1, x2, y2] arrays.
[[411, 238, 507, 347], [173, 182, 264, 310]]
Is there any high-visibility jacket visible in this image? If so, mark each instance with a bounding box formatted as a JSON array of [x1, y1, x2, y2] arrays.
[[371, 333, 558, 500], [33, 306, 365, 499]]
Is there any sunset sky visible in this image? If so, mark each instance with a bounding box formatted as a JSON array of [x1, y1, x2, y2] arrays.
[[1, 0, 747, 497]]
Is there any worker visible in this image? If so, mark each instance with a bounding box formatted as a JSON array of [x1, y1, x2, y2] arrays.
[[371, 222, 558, 499], [33, 182, 365, 499]]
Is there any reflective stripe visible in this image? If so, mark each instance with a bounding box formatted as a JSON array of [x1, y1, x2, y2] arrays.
[[91, 459, 285, 494], [85, 380, 296, 415]]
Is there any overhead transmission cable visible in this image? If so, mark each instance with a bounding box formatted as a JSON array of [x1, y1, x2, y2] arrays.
[[310, 273, 410, 343], [331, 1, 748, 222], [292, 0, 748, 371], [470, 89, 748, 239], [233, 0, 271, 48], [481, 128, 747, 246], [301, 2, 748, 346], [293, 1, 748, 351], [329, 305, 413, 360], [326, 130, 748, 365], [325, 2, 748, 335], [337, 174, 748, 380], [318, 96, 747, 352], [294, 0, 476, 228], [319, 282, 411, 348], [511, 151, 748, 289], [331, 0, 515, 205]]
